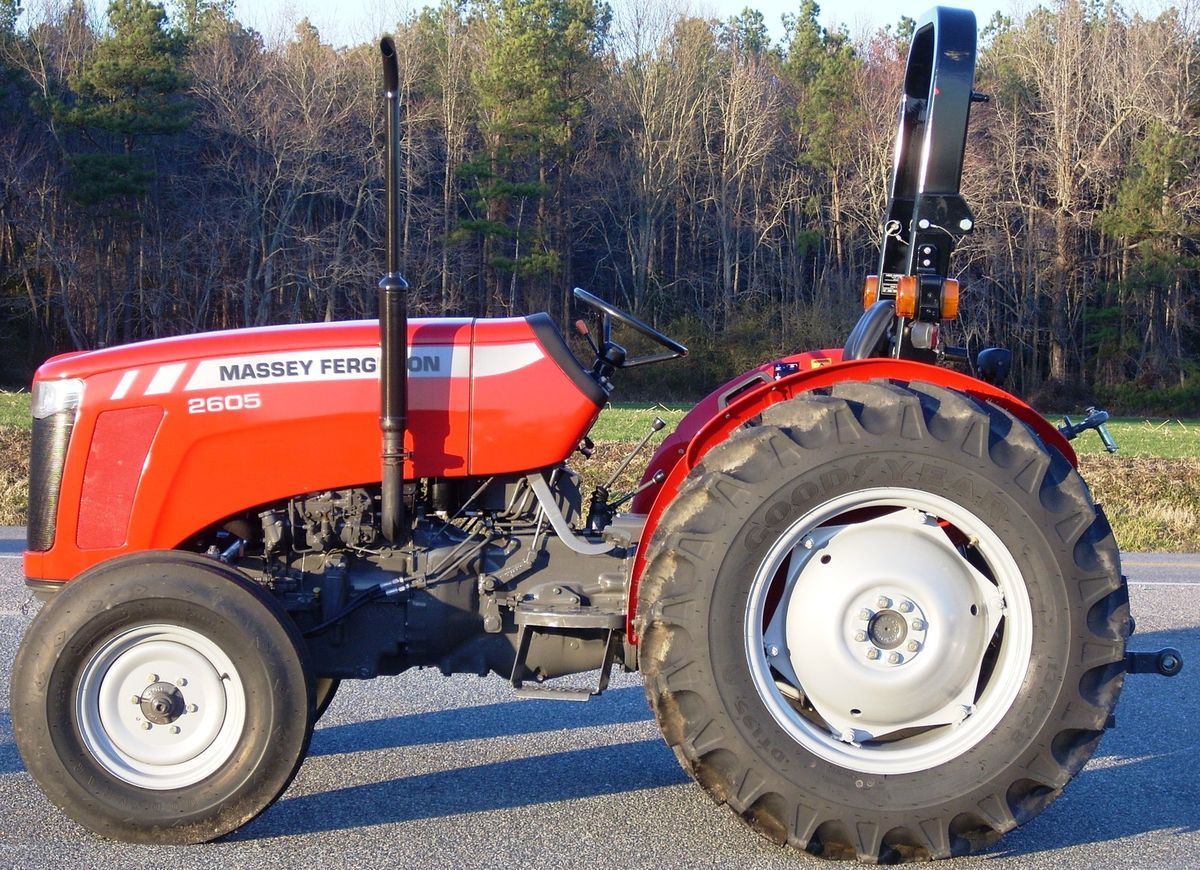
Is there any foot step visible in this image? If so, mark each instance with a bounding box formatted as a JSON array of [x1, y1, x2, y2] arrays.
[[509, 605, 622, 701]]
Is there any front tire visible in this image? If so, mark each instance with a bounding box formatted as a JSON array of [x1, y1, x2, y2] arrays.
[[637, 381, 1128, 861], [12, 552, 314, 844]]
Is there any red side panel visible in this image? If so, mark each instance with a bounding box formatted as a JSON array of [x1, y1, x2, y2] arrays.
[[76, 407, 164, 549], [626, 358, 1074, 640], [469, 319, 600, 475]]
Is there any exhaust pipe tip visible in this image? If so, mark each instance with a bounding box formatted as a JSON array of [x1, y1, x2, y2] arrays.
[[380, 36, 399, 94]]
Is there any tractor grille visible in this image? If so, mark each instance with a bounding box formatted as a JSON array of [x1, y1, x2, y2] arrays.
[[26, 412, 73, 552]]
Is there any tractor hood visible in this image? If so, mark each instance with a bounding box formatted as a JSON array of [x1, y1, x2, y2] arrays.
[[27, 314, 603, 581]]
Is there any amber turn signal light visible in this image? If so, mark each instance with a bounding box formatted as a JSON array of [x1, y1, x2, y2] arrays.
[[941, 279, 960, 320], [895, 275, 919, 318], [862, 275, 879, 310]]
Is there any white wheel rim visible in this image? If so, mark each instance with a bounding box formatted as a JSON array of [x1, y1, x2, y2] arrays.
[[76, 623, 246, 790], [745, 487, 1033, 775]]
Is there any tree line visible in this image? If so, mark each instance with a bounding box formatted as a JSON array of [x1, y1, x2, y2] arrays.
[[1, 0, 1198, 403]]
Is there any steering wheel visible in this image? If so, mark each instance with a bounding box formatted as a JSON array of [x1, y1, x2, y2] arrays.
[[573, 287, 687, 367]]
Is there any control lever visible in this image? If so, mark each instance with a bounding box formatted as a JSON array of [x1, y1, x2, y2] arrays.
[[587, 416, 667, 530], [600, 416, 665, 491], [1059, 407, 1119, 453], [574, 319, 599, 356], [605, 470, 666, 512]]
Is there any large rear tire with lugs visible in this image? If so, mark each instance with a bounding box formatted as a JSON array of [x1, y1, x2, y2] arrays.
[[636, 381, 1128, 862]]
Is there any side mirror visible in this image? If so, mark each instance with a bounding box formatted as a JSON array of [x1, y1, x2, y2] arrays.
[[976, 347, 1012, 387]]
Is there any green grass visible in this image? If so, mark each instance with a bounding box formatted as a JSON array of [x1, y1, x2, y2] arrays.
[[590, 402, 690, 442], [1065, 416, 1200, 458], [0, 391, 29, 427]]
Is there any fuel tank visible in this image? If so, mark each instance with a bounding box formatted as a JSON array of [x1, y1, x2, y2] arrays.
[[26, 314, 602, 580]]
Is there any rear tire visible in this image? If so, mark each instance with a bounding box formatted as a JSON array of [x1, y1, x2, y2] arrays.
[[636, 381, 1128, 862], [12, 552, 314, 844]]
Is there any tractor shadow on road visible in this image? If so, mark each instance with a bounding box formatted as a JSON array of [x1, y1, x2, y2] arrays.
[[244, 737, 689, 839], [307, 683, 652, 757]]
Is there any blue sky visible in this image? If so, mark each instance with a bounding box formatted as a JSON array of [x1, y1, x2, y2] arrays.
[[232, 0, 1013, 47]]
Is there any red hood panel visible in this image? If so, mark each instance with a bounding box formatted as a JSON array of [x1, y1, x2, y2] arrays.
[[28, 315, 602, 580]]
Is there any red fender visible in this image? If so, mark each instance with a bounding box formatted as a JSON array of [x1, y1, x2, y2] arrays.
[[626, 358, 1075, 640]]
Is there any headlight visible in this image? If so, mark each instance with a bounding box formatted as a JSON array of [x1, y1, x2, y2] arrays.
[[31, 378, 85, 420]]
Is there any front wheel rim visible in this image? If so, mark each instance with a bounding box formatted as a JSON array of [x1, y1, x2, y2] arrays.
[[76, 623, 246, 790], [745, 487, 1033, 775]]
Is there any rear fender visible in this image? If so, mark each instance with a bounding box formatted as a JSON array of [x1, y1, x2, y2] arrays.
[[626, 358, 1074, 640]]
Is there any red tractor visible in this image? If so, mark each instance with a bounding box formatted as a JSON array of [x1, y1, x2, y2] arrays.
[[10, 6, 1181, 862]]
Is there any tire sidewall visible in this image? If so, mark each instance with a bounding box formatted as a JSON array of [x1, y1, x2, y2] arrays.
[[699, 439, 1076, 810]]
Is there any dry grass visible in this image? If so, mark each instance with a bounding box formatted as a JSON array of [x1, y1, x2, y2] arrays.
[[0, 426, 30, 527], [1079, 455, 1200, 551], [0, 425, 1196, 552]]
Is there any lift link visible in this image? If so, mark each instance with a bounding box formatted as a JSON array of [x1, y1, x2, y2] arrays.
[[1125, 647, 1184, 677], [1059, 406, 1119, 453]]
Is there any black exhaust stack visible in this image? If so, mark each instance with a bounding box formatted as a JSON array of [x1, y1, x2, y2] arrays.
[[378, 36, 409, 545]]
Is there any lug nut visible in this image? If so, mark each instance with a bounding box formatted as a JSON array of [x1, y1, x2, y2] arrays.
[[177, 677, 188, 687], [854, 631, 867, 642], [130, 695, 141, 705], [911, 619, 925, 631], [140, 722, 152, 731], [803, 538, 814, 550], [187, 703, 199, 713], [877, 596, 892, 609], [147, 674, 159, 684], [859, 609, 872, 621], [866, 648, 880, 660], [888, 652, 902, 665], [169, 725, 181, 734], [767, 645, 780, 658], [898, 601, 913, 613], [907, 641, 921, 652]]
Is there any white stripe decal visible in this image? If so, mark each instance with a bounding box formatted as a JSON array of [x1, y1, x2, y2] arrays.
[[473, 343, 544, 376], [110, 370, 139, 400], [145, 363, 186, 396]]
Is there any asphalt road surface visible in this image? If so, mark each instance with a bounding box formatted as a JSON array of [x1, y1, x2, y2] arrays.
[[0, 527, 1195, 869]]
